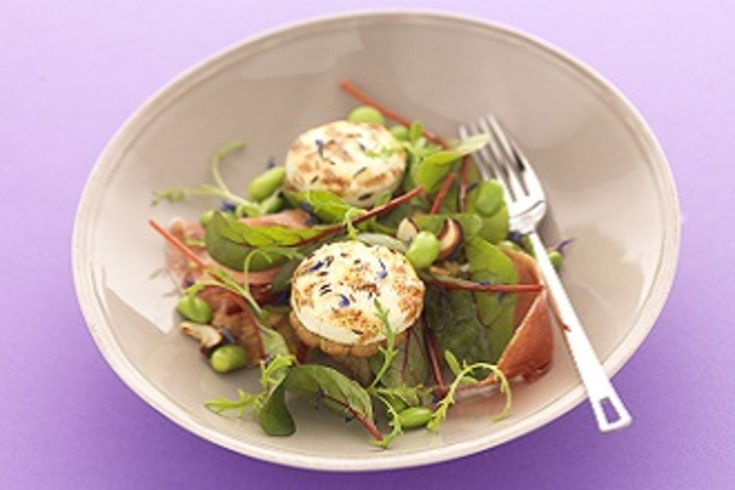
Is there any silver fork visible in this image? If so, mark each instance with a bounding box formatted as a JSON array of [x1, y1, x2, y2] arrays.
[[460, 116, 632, 432]]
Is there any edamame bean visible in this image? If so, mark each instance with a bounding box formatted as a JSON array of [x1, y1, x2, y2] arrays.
[[259, 192, 284, 215], [248, 167, 286, 201], [521, 234, 534, 257], [199, 209, 215, 226], [347, 105, 385, 125], [384, 394, 408, 413], [177, 295, 213, 324], [406, 231, 440, 269], [398, 406, 433, 430], [474, 181, 504, 216], [390, 125, 409, 141], [498, 240, 522, 252], [209, 344, 248, 373], [548, 250, 563, 270]]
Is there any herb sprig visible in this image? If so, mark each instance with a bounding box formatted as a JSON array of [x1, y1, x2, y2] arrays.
[[368, 300, 399, 390], [152, 142, 263, 216], [427, 351, 512, 431], [205, 353, 296, 416]]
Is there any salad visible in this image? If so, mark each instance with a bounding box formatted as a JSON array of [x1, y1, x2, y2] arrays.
[[150, 80, 560, 447]]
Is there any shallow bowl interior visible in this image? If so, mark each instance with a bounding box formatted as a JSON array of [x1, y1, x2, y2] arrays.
[[73, 12, 679, 471]]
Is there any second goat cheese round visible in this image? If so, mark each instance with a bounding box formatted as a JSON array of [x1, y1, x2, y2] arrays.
[[284, 120, 406, 208]]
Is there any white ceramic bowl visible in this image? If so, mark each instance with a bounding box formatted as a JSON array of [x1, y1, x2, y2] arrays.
[[72, 11, 679, 471]]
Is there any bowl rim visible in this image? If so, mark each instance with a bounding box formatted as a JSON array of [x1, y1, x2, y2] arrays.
[[72, 9, 680, 471]]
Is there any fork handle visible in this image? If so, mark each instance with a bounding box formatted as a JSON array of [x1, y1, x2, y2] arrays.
[[528, 232, 632, 432]]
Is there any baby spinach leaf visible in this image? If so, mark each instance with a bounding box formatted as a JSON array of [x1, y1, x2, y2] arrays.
[[216, 211, 324, 246], [284, 365, 373, 421], [257, 383, 295, 436], [260, 327, 291, 361], [205, 212, 321, 270], [466, 237, 518, 362], [204, 212, 252, 270], [424, 286, 493, 365], [415, 134, 491, 192], [368, 323, 429, 388]]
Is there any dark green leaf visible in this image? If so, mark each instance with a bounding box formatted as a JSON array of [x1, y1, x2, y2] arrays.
[[424, 287, 493, 365], [369, 324, 430, 388], [204, 213, 252, 270], [271, 259, 300, 292], [466, 237, 518, 362], [284, 365, 373, 421], [205, 212, 320, 270], [257, 383, 295, 436]]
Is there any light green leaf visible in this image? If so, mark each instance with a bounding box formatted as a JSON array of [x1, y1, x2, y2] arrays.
[[283, 190, 353, 224]]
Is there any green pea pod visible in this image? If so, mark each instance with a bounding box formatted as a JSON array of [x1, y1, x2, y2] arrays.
[[398, 407, 433, 430], [209, 344, 248, 373], [249, 167, 286, 201], [177, 295, 213, 324]]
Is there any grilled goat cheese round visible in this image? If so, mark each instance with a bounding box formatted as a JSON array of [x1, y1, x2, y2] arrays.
[[284, 120, 406, 208], [290, 241, 425, 357]]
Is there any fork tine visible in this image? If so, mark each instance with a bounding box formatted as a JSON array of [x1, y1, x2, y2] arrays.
[[508, 138, 545, 200], [467, 120, 509, 190], [459, 125, 492, 181], [480, 116, 526, 200]]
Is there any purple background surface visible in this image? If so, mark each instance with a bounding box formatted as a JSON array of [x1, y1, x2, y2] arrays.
[[2, 1, 733, 489]]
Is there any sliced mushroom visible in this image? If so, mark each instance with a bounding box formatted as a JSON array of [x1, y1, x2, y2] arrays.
[[179, 322, 225, 357], [396, 217, 419, 243], [436, 218, 463, 260]]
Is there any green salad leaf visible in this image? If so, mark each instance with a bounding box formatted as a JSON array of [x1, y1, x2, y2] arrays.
[[466, 237, 518, 362], [257, 383, 295, 436], [368, 323, 430, 389], [284, 364, 374, 422], [415, 134, 491, 192], [204, 211, 321, 271], [424, 286, 493, 366], [205, 351, 297, 436], [284, 190, 353, 223]]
